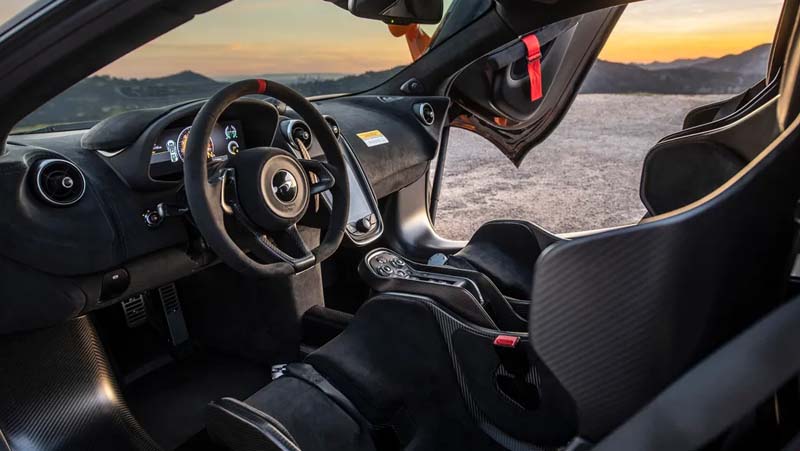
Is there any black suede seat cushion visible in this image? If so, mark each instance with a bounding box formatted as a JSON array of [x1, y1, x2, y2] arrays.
[[448, 221, 557, 300], [245, 376, 374, 451], [306, 297, 509, 450]]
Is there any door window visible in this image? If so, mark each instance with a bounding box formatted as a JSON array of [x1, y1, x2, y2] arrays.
[[433, 0, 783, 240]]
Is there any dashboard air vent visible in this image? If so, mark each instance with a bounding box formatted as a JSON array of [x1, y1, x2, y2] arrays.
[[324, 116, 341, 139], [281, 120, 313, 150], [414, 103, 435, 126], [33, 159, 86, 207]]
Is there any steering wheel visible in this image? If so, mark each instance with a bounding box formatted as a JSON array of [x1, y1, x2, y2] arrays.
[[184, 79, 349, 277]]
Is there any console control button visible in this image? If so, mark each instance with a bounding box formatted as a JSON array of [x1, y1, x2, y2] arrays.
[[378, 266, 394, 276], [395, 269, 410, 278], [356, 217, 373, 233], [390, 258, 406, 268]]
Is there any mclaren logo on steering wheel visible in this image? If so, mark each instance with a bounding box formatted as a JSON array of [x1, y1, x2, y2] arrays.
[[272, 170, 298, 204]]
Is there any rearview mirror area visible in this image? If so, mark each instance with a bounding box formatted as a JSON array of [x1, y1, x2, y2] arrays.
[[348, 0, 444, 25]]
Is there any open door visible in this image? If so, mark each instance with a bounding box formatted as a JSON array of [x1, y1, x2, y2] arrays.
[[447, 5, 626, 165]]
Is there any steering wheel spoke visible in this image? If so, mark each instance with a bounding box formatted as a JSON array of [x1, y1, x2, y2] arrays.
[[299, 159, 336, 195], [217, 166, 315, 272], [251, 228, 315, 273]]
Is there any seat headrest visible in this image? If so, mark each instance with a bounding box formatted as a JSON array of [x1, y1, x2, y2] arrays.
[[778, 10, 800, 129]]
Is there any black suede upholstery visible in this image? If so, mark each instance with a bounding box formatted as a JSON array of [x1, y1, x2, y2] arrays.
[[210, 295, 576, 450], [207, 397, 301, 451], [244, 377, 374, 451], [640, 141, 746, 215], [447, 220, 559, 300], [80, 105, 179, 151], [306, 297, 507, 449]]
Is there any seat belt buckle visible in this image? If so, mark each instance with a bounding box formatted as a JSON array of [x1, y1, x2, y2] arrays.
[[492, 334, 540, 410], [493, 335, 527, 376], [493, 335, 520, 348]]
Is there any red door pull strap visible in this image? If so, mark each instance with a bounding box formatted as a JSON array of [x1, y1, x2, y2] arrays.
[[521, 34, 543, 102]]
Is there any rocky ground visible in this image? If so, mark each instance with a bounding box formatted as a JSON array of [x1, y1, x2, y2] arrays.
[[434, 94, 728, 240]]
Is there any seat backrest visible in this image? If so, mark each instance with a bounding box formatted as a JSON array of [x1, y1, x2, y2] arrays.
[[640, 91, 781, 216], [678, 77, 770, 133], [639, 0, 799, 217], [528, 12, 800, 442]]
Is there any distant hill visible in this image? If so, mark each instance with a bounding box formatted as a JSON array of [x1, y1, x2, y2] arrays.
[[16, 66, 402, 129], [582, 44, 771, 94], [16, 44, 772, 130], [691, 44, 771, 75], [639, 57, 714, 71], [217, 73, 348, 84]]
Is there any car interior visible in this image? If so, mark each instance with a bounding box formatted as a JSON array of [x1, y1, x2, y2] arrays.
[[1, 0, 800, 450]]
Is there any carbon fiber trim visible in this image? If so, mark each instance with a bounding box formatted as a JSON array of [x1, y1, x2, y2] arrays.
[[425, 300, 554, 451], [531, 105, 800, 440], [0, 316, 160, 451]]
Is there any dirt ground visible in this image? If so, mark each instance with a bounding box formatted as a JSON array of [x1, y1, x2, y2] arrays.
[[434, 94, 728, 240]]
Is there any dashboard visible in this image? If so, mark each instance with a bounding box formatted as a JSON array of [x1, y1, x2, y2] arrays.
[[142, 103, 383, 243], [0, 94, 450, 334]]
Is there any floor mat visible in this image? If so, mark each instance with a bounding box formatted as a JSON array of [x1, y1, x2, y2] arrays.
[[125, 352, 271, 450]]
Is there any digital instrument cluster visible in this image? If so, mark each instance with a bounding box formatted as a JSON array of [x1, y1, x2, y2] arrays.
[[150, 120, 245, 177]]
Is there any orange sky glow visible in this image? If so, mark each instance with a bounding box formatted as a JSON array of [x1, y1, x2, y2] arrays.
[[0, 0, 786, 78]]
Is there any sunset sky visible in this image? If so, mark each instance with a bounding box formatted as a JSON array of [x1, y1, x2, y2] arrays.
[[0, 0, 786, 78]]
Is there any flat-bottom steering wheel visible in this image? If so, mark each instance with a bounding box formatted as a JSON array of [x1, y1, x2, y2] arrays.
[[184, 79, 349, 277]]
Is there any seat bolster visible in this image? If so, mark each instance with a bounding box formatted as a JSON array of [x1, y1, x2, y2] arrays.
[[207, 377, 376, 451], [207, 397, 301, 451], [451, 220, 557, 300]]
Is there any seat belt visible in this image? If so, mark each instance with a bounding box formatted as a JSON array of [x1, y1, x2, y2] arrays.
[[592, 294, 800, 451]]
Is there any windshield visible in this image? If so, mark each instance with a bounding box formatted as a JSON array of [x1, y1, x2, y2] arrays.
[[12, 0, 454, 134]]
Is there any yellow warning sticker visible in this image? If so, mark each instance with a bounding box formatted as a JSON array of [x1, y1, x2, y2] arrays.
[[356, 130, 389, 147]]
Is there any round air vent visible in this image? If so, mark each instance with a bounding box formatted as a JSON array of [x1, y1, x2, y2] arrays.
[[324, 116, 341, 139], [281, 120, 313, 150], [33, 159, 86, 207], [414, 103, 435, 126]]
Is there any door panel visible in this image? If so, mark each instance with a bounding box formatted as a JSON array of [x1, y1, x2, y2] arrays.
[[448, 6, 625, 164]]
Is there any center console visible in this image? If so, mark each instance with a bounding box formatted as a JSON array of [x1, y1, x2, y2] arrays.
[[359, 249, 528, 331]]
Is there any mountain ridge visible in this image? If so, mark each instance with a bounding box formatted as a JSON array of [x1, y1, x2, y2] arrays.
[[16, 45, 771, 129], [582, 43, 771, 94]]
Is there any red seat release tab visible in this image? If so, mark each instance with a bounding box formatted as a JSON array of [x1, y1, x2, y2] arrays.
[[521, 34, 543, 102], [493, 335, 520, 348]]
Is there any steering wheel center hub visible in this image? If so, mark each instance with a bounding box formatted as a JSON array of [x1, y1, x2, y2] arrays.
[[233, 148, 310, 230]]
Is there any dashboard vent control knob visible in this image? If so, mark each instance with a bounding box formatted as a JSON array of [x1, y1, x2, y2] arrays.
[[143, 210, 163, 228], [324, 116, 341, 139], [32, 158, 86, 207], [413, 103, 435, 126]]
